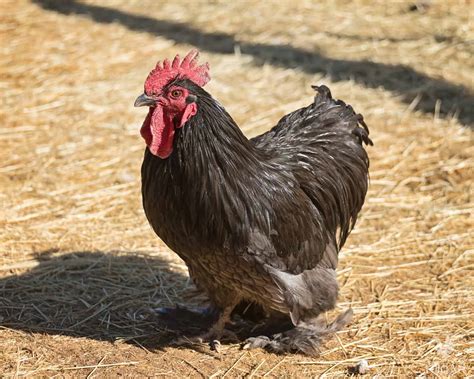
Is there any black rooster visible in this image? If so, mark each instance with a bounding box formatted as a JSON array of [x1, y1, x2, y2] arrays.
[[134, 50, 372, 355]]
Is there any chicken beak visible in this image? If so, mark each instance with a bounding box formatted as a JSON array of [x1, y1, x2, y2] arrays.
[[134, 93, 156, 107]]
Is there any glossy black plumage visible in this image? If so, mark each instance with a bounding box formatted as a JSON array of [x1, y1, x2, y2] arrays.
[[141, 79, 372, 354]]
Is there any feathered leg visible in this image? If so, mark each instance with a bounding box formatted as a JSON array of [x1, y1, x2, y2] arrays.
[[243, 309, 353, 356], [174, 302, 240, 350], [200, 305, 237, 345]]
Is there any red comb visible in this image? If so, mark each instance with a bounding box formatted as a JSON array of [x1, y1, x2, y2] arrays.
[[144, 50, 210, 93]]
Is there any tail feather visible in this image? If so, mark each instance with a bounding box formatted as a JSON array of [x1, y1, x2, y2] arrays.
[[252, 83, 372, 255], [312, 84, 373, 146]]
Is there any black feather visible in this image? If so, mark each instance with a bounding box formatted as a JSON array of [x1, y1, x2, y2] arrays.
[[141, 79, 371, 336]]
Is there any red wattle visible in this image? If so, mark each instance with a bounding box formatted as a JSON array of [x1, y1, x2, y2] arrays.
[[140, 106, 175, 159], [140, 103, 197, 159]]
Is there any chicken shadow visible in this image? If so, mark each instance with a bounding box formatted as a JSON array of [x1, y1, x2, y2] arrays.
[[0, 250, 226, 350], [32, 0, 474, 127]]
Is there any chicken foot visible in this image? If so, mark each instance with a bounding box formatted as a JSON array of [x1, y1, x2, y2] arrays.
[[174, 304, 239, 351], [242, 309, 353, 356]]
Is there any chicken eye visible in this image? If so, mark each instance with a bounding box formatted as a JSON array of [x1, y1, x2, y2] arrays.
[[170, 90, 182, 99]]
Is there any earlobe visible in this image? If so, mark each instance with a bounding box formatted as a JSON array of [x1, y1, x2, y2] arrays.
[[178, 102, 198, 128], [186, 94, 197, 104]]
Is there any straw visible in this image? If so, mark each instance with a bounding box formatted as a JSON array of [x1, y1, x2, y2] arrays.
[[1, 0, 472, 377]]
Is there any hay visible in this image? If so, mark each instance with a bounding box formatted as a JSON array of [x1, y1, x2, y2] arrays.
[[1, 0, 472, 377]]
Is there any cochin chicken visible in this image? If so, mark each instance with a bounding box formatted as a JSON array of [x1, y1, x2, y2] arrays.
[[134, 50, 372, 355]]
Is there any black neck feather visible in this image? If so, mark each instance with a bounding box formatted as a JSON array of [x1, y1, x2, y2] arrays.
[[142, 82, 281, 255]]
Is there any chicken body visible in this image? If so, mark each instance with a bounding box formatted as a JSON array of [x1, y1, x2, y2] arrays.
[[140, 78, 372, 355]]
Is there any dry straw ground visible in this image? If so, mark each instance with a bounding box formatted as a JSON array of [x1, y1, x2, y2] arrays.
[[1, 0, 473, 377]]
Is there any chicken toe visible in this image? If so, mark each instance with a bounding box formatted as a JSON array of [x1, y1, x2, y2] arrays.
[[173, 304, 239, 349], [242, 309, 353, 356]]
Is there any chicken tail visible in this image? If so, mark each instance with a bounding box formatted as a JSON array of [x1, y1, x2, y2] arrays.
[[312, 84, 373, 146]]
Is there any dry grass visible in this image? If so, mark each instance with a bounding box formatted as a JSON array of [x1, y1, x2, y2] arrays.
[[1, 0, 473, 377]]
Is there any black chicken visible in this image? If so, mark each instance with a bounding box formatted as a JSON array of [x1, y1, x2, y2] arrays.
[[134, 50, 372, 355]]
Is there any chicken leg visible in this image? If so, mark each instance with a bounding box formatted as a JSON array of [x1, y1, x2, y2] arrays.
[[242, 309, 353, 356], [174, 302, 239, 350]]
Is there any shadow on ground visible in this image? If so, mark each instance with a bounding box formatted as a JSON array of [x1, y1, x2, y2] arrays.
[[33, 0, 474, 126], [0, 250, 283, 351], [0, 250, 215, 350]]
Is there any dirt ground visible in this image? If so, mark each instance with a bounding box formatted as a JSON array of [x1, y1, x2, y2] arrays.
[[1, 0, 473, 377]]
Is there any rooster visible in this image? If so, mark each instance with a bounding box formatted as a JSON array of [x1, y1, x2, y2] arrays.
[[134, 50, 372, 355]]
